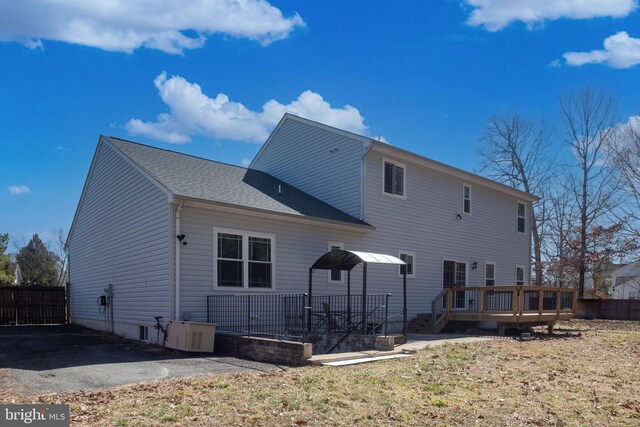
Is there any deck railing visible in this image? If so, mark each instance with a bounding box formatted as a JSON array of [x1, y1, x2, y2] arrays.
[[431, 286, 575, 333]]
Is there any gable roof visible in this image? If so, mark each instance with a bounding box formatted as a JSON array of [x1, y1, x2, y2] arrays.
[[253, 114, 538, 202], [106, 137, 371, 229]]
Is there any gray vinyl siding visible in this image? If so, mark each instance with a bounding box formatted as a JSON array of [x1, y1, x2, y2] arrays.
[[362, 149, 532, 314], [68, 141, 172, 328], [178, 204, 412, 323], [251, 118, 364, 218]]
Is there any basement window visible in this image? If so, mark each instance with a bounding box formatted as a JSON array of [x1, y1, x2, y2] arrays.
[[139, 326, 148, 341]]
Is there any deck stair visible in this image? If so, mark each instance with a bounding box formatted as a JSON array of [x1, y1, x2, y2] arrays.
[[407, 313, 432, 334]]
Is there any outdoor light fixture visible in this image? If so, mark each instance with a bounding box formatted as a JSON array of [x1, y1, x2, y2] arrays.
[[456, 212, 463, 220], [472, 261, 478, 270]]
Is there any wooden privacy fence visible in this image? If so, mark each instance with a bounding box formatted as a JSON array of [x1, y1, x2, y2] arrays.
[[0, 286, 67, 325], [575, 299, 640, 321]]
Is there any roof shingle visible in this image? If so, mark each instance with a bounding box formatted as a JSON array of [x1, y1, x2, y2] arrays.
[[107, 137, 370, 227]]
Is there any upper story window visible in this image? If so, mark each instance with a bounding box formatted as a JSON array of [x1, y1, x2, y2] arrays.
[[516, 265, 525, 286], [215, 229, 275, 290], [463, 184, 472, 214], [383, 159, 405, 198], [485, 262, 495, 286], [517, 202, 526, 233], [328, 241, 344, 283], [398, 251, 415, 278]]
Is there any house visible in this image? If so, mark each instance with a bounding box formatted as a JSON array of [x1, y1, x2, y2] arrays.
[[67, 114, 537, 343], [611, 260, 640, 299], [8, 255, 22, 286]]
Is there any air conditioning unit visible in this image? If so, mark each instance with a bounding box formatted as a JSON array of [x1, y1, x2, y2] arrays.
[[166, 321, 216, 352]]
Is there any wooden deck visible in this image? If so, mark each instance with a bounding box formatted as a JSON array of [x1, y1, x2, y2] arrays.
[[431, 286, 575, 334]]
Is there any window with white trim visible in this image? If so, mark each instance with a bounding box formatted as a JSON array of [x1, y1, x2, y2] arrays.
[[215, 229, 274, 289], [516, 265, 525, 286], [517, 202, 526, 233], [485, 262, 496, 286], [398, 251, 415, 278], [629, 291, 638, 300], [463, 184, 471, 214], [383, 159, 405, 197], [328, 241, 344, 283]]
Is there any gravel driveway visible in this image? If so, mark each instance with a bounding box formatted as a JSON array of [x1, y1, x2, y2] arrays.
[[0, 324, 282, 395]]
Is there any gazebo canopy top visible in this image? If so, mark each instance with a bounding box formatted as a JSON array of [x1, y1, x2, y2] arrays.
[[311, 249, 405, 271]]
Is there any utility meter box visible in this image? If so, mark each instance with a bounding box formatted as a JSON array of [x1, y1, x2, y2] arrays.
[[166, 321, 216, 353]]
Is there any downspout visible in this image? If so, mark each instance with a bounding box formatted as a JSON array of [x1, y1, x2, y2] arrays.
[[361, 140, 374, 221], [175, 201, 184, 320]]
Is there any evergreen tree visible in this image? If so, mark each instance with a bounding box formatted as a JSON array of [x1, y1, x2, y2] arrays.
[[16, 234, 60, 285], [0, 233, 14, 285]]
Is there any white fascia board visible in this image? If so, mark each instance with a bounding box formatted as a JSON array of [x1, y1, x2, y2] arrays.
[[370, 142, 539, 202]]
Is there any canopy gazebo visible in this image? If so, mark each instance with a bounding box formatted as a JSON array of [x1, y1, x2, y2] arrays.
[[308, 250, 408, 340]]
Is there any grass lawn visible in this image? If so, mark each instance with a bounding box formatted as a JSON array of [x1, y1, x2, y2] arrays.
[[4, 320, 640, 426]]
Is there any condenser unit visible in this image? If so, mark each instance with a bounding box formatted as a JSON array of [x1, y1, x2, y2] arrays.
[[166, 321, 216, 352]]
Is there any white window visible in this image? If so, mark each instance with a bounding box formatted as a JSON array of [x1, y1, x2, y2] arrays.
[[517, 202, 526, 234], [214, 229, 275, 290], [485, 262, 496, 286], [516, 265, 525, 286], [398, 251, 415, 278], [463, 184, 471, 214], [328, 241, 344, 283], [629, 291, 639, 300], [383, 159, 405, 198]]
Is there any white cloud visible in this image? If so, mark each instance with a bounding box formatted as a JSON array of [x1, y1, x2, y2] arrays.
[[561, 32, 640, 69], [241, 158, 252, 167], [0, 0, 304, 54], [465, 0, 637, 31], [7, 185, 30, 195], [126, 72, 368, 143]]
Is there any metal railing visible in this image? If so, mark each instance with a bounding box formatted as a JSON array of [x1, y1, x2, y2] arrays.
[[207, 293, 393, 339]]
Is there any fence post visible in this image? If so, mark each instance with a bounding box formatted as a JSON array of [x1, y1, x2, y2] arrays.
[[384, 293, 390, 336], [247, 295, 251, 337], [66, 282, 71, 324]]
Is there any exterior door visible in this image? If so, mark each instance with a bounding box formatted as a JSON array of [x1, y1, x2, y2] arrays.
[[443, 260, 467, 309]]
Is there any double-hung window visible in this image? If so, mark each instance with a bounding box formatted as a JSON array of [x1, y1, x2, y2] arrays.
[[517, 202, 526, 233], [516, 265, 525, 286], [398, 251, 415, 278], [463, 184, 471, 214], [328, 242, 344, 283], [383, 159, 405, 197], [485, 262, 496, 286], [215, 229, 275, 289]]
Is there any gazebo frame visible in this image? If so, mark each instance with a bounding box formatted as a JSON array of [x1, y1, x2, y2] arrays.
[[308, 250, 408, 340]]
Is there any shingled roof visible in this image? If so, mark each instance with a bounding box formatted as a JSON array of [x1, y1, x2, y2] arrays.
[[106, 137, 371, 228]]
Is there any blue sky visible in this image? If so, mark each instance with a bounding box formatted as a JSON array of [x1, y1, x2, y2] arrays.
[[1, 0, 639, 247]]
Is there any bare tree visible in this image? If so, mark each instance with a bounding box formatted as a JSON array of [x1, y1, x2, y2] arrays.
[[559, 88, 620, 297], [612, 116, 640, 239], [478, 112, 555, 286], [542, 186, 578, 288]]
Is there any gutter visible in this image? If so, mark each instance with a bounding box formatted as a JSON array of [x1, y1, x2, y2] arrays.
[[175, 201, 184, 320], [361, 140, 374, 221]]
